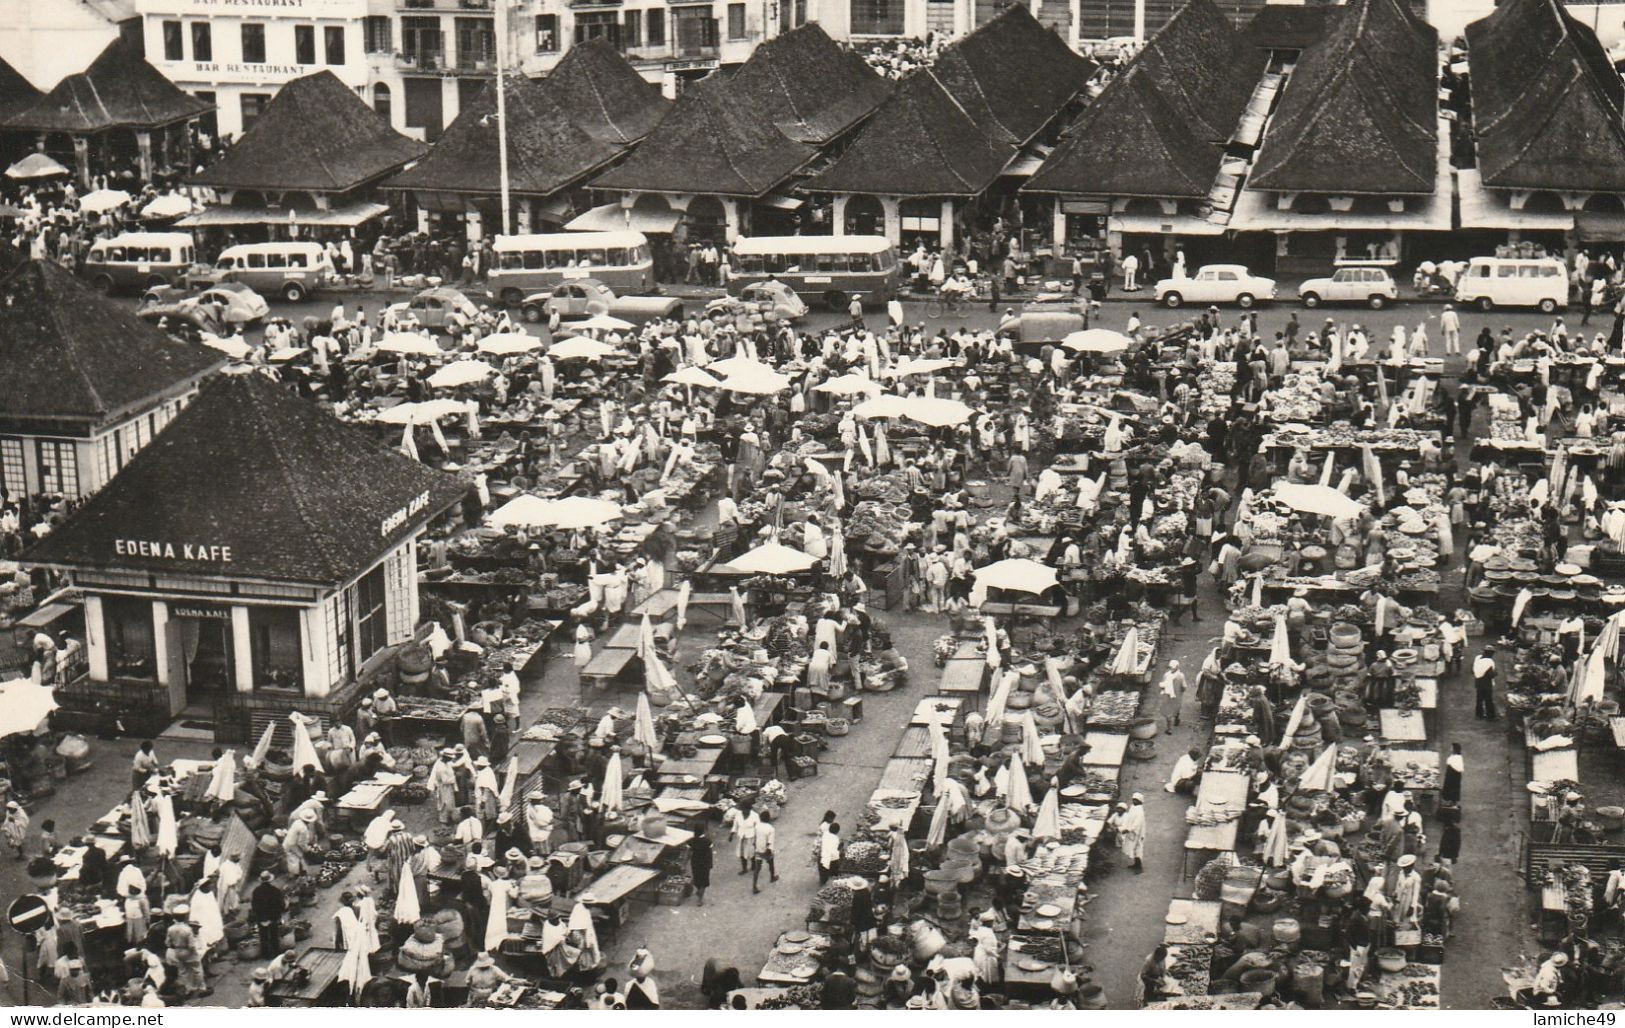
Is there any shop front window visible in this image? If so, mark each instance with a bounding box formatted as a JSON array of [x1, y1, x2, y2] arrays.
[[355, 565, 388, 661], [249, 607, 304, 692], [103, 596, 156, 680], [36, 439, 77, 496]]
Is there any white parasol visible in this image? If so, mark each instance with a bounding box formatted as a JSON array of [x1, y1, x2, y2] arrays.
[[1262, 813, 1291, 867], [890, 828, 910, 879], [477, 332, 543, 356], [889, 357, 958, 377], [1269, 615, 1292, 666], [266, 347, 307, 363], [815, 373, 883, 396], [663, 366, 721, 388], [156, 792, 178, 857], [251, 722, 276, 765], [1060, 329, 1132, 354], [730, 540, 816, 574], [377, 332, 442, 356], [897, 396, 974, 427], [926, 790, 952, 846], [1512, 587, 1534, 627], [851, 394, 912, 420], [1280, 693, 1308, 743], [549, 336, 617, 360], [730, 587, 747, 627], [337, 914, 373, 998], [489, 495, 623, 530], [1272, 483, 1366, 520], [1020, 710, 1045, 766], [601, 750, 624, 812], [373, 398, 465, 426], [499, 757, 519, 808], [141, 193, 195, 219], [708, 355, 775, 379], [676, 580, 692, 631], [428, 359, 497, 388], [928, 719, 950, 794], [634, 692, 660, 754], [1110, 627, 1141, 676], [973, 558, 1059, 595], [128, 792, 152, 850], [720, 365, 793, 395], [1003, 753, 1034, 814], [200, 334, 251, 359], [289, 713, 323, 773], [0, 679, 58, 738], [1298, 743, 1338, 793], [79, 189, 132, 214], [982, 669, 1015, 746], [577, 314, 635, 332], [5, 153, 68, 179]]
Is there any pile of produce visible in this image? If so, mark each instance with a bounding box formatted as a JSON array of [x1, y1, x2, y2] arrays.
[[1088, 691, 1142, 729], [842, 840, 887, 874]]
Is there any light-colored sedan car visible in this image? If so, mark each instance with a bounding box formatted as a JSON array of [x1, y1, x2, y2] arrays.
[[1155, 264, 1277, 309], [140, 281, 270, 324], [386, 287, 483, 330], [705, 280, 809, 322], [1298, 266, 1398, 309]]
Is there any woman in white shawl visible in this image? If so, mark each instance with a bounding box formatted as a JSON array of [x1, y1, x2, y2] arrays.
[[188, 881, 226, 954], [969, 910, 1003, 985]]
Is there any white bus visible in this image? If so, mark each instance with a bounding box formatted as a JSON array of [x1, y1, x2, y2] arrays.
[[487, 231, 654, 305], [727, 235, 901, 310]]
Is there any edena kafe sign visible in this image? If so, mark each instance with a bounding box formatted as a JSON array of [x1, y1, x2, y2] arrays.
[[115, 540, 234, 562]]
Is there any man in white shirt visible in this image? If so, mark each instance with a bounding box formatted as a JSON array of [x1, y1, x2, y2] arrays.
[[1165, 746, 1202, 793], [751, 812, 777, 893], [1473, 646, 1499, 720]]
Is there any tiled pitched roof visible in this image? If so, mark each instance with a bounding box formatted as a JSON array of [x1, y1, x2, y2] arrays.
[[719, 23, 890, 144], [190, 72, 425, 194], [1467, 0, 1625, 191], [25, 371, 468, 586], [0, 54, 41, 124], [0, 259, 222, 425], [4, 38, 211, 133], [1249, 0, 1438, 194], [928, 6, 1095, 146], [543, 39, 670, 145]]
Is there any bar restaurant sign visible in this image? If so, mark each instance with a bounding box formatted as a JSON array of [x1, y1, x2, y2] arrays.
[[115, 540, 233, 562]]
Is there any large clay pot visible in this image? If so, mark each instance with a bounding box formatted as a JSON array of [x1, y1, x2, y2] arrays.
[[1130, 717, 1160, 740]]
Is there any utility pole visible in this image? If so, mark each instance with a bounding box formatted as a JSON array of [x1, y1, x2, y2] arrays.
[[495, 0, 512, 234]]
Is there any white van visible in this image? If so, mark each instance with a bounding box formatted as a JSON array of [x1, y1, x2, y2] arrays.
[[83, 231, 195, 293], [211, 241, 334, 302], [1454, 257, 1568, 312]]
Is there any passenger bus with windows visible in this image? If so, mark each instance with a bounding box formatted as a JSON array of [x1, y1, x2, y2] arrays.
[[487, 231, 654, 305], [726, 235, 901, 310]]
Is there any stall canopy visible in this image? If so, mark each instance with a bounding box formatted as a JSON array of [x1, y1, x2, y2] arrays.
[[190, 71, 426, 195], [0, 259, 222, 428], [1026, 0, 1263, 201], [175, 201, 391, 229], [1465, 0, 1625, 193], [1247, 0, 1438, 195], [24, 371, 467, 587], [565, 203, 683, 235], [3, 39, 212, 133]]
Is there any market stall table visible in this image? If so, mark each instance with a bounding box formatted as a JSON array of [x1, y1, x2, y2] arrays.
[[939, 658, 987, 706], [336, 772, 410, 825], [1387, 749, 1441, 814], [609, 824, 694, 866], [580, 864, 662, 937], [1370, 962, 1442, 1009], [910, 696, 963, 727], [266, 947, 347, 1007], [757, 930, 831, 986], [1163, 898, 1223, 944], [1531, 746, 1580, 786], [1183, 771, 1250, 877], [1080, 732, 1128, 767], [1379, 709, 1428, 745]]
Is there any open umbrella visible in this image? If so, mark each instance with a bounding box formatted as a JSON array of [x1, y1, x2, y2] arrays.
[[815, 373, 883, 396], [663, 366, 721, 388], [394, 862, 420, 923], [1262, 813, 1291, 867], [1060, 329, 1132, 354], [1110, 627, 1141, 676], [730, 540, 816, 575], [889, 357, 958, 377], [1272, 483, 1365, 520], [1032, 780, 1061, 840], [206, 750, 236, 804], [549, 336, 617, 360], [374, 398, 465, 426], [377, 332, 442, 356], [490, 495, 623, 530], [708, 355, 774, 378], [428, 359, 496, 388], [601, 750, 624, 812], [898, 396, 974, 428], [578, 314, 635, 332], [477, 332, 542, 356], [852, 394, 912, 420], [200, 334, 250, 359], [142, 193, 195, 219], [1298, 743, 1338, 793], [0, 679, 57, 738], [720, 365, 793, 395], [266, 347, 307, 363], [973, 558, 1059, 595], [5, 153, 68, 179], [634, 692, 660, 754], [79, 189, 132, 214]]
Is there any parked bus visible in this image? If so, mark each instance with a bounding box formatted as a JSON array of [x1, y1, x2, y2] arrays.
[[83, 232, 195, 294], [487, 231, 654, 305], [727, 235, 900, 310]]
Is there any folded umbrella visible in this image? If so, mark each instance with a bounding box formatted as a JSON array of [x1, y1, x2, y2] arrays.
[[1262, 813, 1290, 867], [1031, 780, 1061, 840]]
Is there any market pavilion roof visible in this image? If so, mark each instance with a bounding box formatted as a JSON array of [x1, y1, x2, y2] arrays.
[[190, 71, 426, 195], [0, 55, 41, 124], [926, 6, 1096, 148], [26, 371, 468, 587], [1466, 0, 1625, 192], [591, 72, 817, 198], [542, 39, 670, 146], [3, 39, 211, 133], [592, 23, 886, 197], [387, 73, 624, 198], [1025, 0, 1263, 199], [1244, 4, 1343, 53], [0, 258, 222, 427], [806, 69, 1016, 197], [1248, 0, 1438, 195]]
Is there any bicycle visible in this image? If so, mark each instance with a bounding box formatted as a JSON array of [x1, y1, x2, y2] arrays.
[[925, 292, 972, 318]]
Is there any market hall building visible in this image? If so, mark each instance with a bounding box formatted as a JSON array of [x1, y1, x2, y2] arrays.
[[23, 371, 467, 742]]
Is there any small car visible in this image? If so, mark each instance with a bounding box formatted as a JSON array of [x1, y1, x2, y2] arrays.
[[1155, 264, 1277, 309], [141, 281, 270, 324], [1298, 266, 1398, 310], [519, 278, 683, 326], [137, 303, 228, 344], [386, 287, 483, 330], [705, 280, 809, 322]]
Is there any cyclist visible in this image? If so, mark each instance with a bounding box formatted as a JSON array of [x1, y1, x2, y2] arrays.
[[940, 271, 974, 306]]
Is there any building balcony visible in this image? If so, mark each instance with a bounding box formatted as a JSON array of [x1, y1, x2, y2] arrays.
[[450, 53, 497, 73], [395, 49, 445, 70]]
